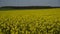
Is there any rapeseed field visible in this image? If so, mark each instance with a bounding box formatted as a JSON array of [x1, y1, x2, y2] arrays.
[[0, 8, 60, 34]]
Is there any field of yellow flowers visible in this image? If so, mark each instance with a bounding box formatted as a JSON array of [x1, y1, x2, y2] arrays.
[[0, 8, 60, 34]]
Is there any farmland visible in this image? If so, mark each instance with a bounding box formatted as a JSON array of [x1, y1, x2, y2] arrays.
[[0, 8, 60, 34]]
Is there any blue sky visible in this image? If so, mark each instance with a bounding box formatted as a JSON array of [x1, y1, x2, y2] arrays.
[[0, 0, 60, 7]]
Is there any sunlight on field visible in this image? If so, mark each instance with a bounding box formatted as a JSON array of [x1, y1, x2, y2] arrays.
[[0, 8, 60, 34], [0, 8, 60, 16]]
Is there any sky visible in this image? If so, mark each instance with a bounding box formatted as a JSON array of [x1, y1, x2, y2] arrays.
[[0, 0, 60, 7]]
